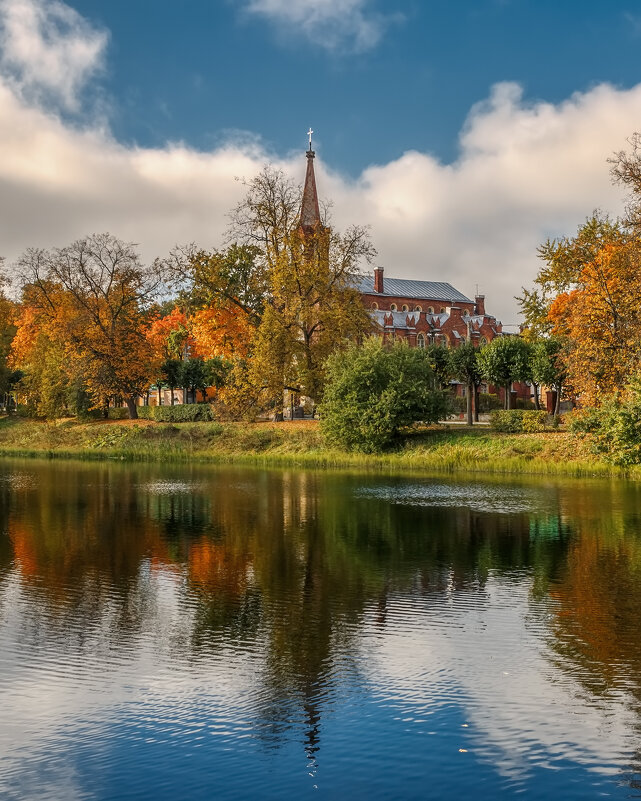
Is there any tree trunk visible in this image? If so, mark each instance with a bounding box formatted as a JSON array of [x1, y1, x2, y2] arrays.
[[170, 386, 175, 406], [505, 384, 512, 410], [466, 381, 473, 426], [158, 385, 162, 406], [474, 385, 480, 423], [125, 397, 139, 419], [554, 385, 562, 416], [532, 382, 540, 410]]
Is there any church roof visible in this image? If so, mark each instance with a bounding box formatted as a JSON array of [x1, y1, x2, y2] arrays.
[[300, 149, 321, 231], [357, 275, 472, 303]]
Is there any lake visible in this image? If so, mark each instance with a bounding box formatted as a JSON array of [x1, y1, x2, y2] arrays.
[[1, 458, 641, 800]]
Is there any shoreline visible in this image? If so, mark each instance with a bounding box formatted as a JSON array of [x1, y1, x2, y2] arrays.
[[0, 416, 632, 480]]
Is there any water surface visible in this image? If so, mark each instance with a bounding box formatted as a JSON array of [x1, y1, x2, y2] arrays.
[[1, 459, 641, 799]]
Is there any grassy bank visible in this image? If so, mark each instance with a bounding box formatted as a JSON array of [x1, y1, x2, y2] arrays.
[[0, 415, 633, 479]]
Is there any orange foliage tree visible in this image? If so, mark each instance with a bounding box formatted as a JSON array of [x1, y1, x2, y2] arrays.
[[547, 240, 641, 404], [15, 234, 162, 418]]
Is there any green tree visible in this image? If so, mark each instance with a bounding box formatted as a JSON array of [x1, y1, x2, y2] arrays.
[[425, 343, 453, 389], [449, 342, 482, 425], [478, 336, 531, 409], [530, 337, 566, 414], [320, 337, 448, 453]]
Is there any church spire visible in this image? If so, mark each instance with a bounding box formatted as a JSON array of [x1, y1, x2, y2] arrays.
[[300, 128, 321, 233]]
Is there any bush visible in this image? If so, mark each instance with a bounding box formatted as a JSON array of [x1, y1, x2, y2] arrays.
[[137, 403, 215, 423], [568, 379, 641, 465], [490, 410, 548, 433], [107, 407, 129, 420], [319, 338, 448, 453]]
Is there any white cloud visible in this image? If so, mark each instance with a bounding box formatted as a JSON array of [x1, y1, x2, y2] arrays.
[[0, 0, 107, 111], [0, 1, 639, 324], [241, 0, 396, 53]]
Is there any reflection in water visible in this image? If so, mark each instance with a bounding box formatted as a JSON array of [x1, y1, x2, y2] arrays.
[[1, 460, 641, 799]]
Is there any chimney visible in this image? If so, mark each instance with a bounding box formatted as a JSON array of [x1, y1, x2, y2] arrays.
[[374, 267, 383, 295], [374, 267, 384, 294], [475, 295, 485, 316]]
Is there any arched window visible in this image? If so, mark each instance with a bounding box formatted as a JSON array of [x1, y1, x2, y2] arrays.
[[427, 306, 434, 314], [480, 336, 487, 346], [440, 307, 446, 314], [371, 302, 378, 310], [417, 333, 425, 349], [414, 305, 422, 312], [402, 304, 409, 312], [390, 303, 397, 311]]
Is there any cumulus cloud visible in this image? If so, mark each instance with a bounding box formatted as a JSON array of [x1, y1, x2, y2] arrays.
[[241, 0, 396, 53], [0, 2, 639, 323], [0, 0, 107, 110]]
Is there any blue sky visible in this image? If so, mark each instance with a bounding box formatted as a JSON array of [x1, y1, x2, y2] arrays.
[[67, 0, 641, 172], [1, 0, 641, 322]]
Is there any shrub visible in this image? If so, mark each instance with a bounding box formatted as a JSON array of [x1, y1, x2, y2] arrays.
[[107, 407, 129, 420], [490, 410, 548, 433], [319, 338, 448, 453], [136, 403, 215, 423], [568, 379, 641, 465]]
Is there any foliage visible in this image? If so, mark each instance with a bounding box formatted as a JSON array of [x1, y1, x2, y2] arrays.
[[567, 376, 641, 465], [477, 336, 531, 408], [490, 410, 549, 433], [319, 338, 448, 453], [478, 393, 503, 412], [424, 343, 453, 388], [137, 403, 216, 422], [546, 239, 641, 404], [13, 234, 163, 418], [449, 341, 482, 424], [517, 214, 625, 337]]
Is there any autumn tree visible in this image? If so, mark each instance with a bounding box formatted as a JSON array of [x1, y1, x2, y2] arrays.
[[546, 239, 641, 404], [0, 262, 18, 406], [15, 234, 162, 419]]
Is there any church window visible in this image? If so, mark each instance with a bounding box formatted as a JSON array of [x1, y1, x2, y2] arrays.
[[371, 302, 378, 310], [390, 303, 397, 311], [402, 304, 409, 312], [414, 305, 422, 312], [480, 336, 487, 346], [417, 333, 425, 349], [440, 307, 446, 314], [427, 306, 434, 314]]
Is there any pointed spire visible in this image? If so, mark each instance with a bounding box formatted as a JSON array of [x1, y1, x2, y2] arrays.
[[300, 132, 321, 233]]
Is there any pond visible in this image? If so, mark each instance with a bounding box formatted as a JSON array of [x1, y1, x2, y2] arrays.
[[1, 458, 640, 800]]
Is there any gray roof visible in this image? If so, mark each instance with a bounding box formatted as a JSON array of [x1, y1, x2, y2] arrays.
[[357, 275, 472, 303]]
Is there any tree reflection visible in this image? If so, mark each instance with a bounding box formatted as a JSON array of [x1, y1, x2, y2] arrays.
[[3, 459, 641, 781]]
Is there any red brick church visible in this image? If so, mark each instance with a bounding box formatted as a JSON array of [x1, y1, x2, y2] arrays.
[[301, 134, 530, 406]]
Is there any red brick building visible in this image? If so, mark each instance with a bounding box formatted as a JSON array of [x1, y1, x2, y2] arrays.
[[358, 268, 502, 349]]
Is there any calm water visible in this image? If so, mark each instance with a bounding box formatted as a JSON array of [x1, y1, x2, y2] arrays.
[[1, 459, 641, 800]]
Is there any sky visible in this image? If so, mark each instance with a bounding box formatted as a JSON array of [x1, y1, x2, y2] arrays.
[[1, 0, 641, 324]]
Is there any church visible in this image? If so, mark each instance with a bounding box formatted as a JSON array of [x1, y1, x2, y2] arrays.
[[302, 133, 504, 351]]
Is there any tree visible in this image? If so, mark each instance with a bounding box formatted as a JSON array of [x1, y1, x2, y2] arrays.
[[0, 262, 17, 406], [546, 239, 641, 404], [320, 337, 448, 453], [15, 234, 162, 418], [425, 343, 453, 389], [178, 357, 209, 403], [517, 215, 625, 337], [530, 337, 566, 414], [478, 336, 530, 409], [449, 342, 482, 425]]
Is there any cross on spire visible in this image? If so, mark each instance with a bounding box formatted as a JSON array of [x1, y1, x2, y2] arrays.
[[307, 127, 313, 150]]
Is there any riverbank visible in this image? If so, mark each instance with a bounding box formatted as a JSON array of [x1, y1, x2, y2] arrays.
[[0, 415, 630, 479]]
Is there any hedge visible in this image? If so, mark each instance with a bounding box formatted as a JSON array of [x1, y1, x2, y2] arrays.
[[136, 403, 215, 422], [490, 409, 549, 433]]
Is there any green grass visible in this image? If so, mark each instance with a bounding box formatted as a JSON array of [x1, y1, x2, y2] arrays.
[[0, 415, 636, 479]]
